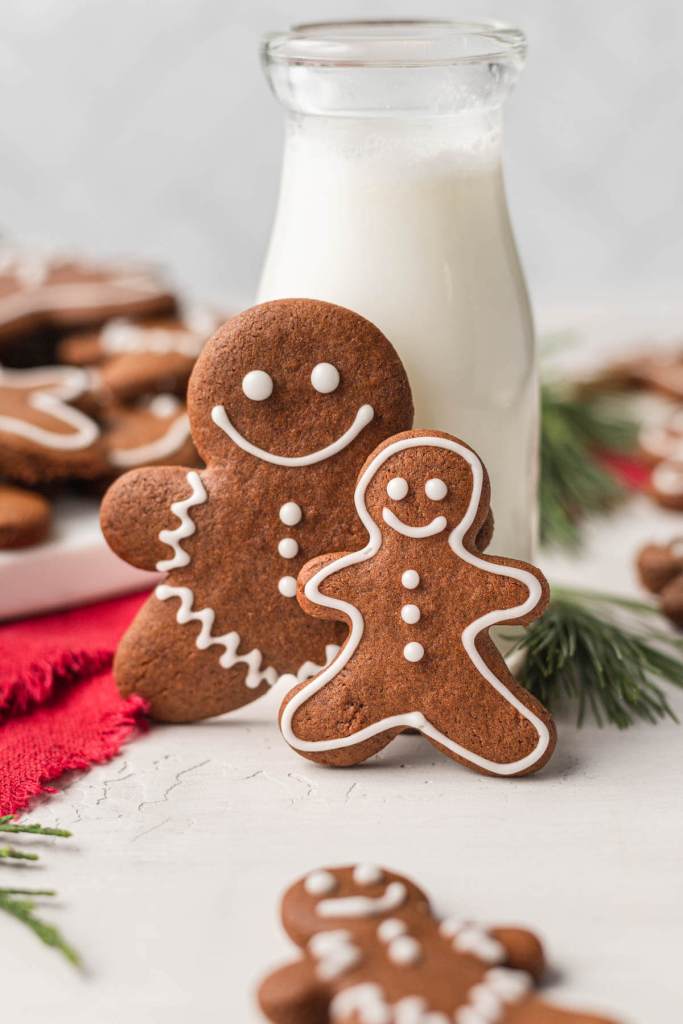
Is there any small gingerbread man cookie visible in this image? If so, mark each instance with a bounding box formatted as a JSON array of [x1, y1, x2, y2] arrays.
[[100, 299, 413, 721], [258, 864, 619, 1024], [0, 366, 106, 483], [280, 430, 555, 776]]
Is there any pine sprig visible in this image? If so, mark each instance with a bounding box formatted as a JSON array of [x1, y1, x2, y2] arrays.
[[540, 382, 638, 548], [0, 889, 81, 966], [515, 587, 683, 727], [0, 817, 80, 966]]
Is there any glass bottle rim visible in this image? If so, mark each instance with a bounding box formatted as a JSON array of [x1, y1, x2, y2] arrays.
[[263, 19, 526, 69]]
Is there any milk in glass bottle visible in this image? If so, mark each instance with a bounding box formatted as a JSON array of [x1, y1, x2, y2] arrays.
[[259, 20, 537, 559]]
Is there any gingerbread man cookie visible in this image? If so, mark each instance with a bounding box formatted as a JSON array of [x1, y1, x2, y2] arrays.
[[0, 249, 176, 354], [258, 864, 619, 1024], [0, 366, 106, 483], [100, 299, 413, 722], [281, 430, 555, 776]]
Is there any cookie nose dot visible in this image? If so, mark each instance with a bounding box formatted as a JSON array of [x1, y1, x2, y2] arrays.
[[386, 476, 409, 501], [311, 362, 340, 394], [278, 576, 297, 598], [401, 569, 420, 590], [279, 501, 302, 526], [425, 477, 448, 501], [242, 369, 273, 401], [403, 641, 425, 663]]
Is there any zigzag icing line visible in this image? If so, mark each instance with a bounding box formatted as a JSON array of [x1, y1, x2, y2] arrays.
[[155, 584, 279, 690], [156, 470, 207, 571]]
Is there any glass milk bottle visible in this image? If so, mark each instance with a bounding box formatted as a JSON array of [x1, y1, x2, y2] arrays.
[[258, 20, 537, 560]]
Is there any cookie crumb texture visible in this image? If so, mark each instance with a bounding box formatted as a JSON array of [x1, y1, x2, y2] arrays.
[[281, 430, 555, 776], [0, 484, 51, 548], [258, 864, 620, 1024], [101, 298, 413, 722]]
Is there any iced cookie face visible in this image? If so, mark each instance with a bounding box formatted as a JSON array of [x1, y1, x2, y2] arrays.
[[360, 432, 490, 543], [281, 865, 431, 946], [187, 299, 413, 468]]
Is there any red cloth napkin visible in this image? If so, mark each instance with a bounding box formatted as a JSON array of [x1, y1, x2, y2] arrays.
[[0, 591, 149, 816]]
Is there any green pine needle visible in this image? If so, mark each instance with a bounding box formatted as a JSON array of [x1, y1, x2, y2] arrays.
[[0, 818, 80, 967], [515, 586, 683, 727], [540, 382, 638, 548], [0, 889, 81, 966]]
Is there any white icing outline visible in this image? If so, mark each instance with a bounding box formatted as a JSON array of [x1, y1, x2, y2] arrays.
[[317, 881, 407, 918], [382, 507, 447, 538], [211, 403, 375, 467], [0, 366, 99, 450], [110, 413, 190, 469], [156, 470, 207, 571], [280, 434, 550, 776]]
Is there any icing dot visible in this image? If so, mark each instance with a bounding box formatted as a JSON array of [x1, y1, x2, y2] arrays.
[[304, 870, 337, 896], [377, 918, 407, 943], [242, 369, 273, 401], [311, 362, 340, 394], [279, 501, 302, 526], [401, 603, 421, 625], [278, 576, 297, 598], [403, 642, 425, 663], [386, 476, 409, 501], [401, 569, 420, 590], [485, 967, 533, 1001], [387, 935, 422, 965], [352, 863, 384, 886], [425, 477, 448, 501], [278, 537, 299, 559]]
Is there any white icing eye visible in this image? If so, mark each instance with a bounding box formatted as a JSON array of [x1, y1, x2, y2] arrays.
[[242, 369, 273, 401], [386, 477, 409, 501], [311, 362, 340, 394], [304, 870, 338, 896], [425, 478, 448, 501], [352, 863, 384, 886]]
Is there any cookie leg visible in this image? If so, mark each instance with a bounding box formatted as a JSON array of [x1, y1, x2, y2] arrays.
[[508, 998, 619, 1024], [115, 595, 273, 722]]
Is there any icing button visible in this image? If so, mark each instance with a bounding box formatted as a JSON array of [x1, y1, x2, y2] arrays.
[[401, 603, 421, 625], [403, 642, 424, 663], [401, 569, 420, 590], [278, 537, 299, 559], [387, 934, 422, 965], [278, 576, 297, 598], [279, 501, 302, 526]]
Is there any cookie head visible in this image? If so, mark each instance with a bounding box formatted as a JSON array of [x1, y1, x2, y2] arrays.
[[359, 431, 491, 543], [281, 865, 430, 946], [187, 299, 412, 468]]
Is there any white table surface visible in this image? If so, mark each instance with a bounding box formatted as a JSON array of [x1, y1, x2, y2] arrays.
[[5, 308, 683, 1023]]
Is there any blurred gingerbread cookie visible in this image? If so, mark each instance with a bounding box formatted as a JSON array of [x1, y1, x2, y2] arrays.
[[639, 409, 683, 510], [258, 863, 619, 1024], [58, 309, 221, 403], [0, 484, 51, 548], [0, 366, 106, 483], [0, 249, 176, 359], [636, 538, 683, 627], [104, 394, 197, 472]]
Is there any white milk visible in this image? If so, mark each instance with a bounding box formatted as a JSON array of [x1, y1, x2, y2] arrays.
[[258, 115, 537, 560]]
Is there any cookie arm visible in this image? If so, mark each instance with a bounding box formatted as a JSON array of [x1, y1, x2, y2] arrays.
[[257, 959, 328, 1024], [296, 551, 359, 625], [489, 926, 545, 981], [475, 555, 550, 628], [100, 465, 203, 571]]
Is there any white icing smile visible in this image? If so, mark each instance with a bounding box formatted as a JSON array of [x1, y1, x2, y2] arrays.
[[211, 403, 374, 467], [317, 881, 407, 918], [382, 507, 447, 538]]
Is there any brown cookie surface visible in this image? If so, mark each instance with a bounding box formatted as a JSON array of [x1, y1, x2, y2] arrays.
[[100, 299, 413, 722], [636, 538, 683, 627], [0, 250, 176, 351], [258, 864, 619, 1024], [280, 430, 555, 776], [0, 484, 51, 548], [0, 366, 107, 483]]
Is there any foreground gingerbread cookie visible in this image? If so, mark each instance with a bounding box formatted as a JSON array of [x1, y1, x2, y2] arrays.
[[280, 430, 555, 776], [101, 299, 413, 721], [258, 864, 619, 1024]]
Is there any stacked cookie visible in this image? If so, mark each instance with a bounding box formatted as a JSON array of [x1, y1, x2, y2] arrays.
[[0, 247, 220, 549]]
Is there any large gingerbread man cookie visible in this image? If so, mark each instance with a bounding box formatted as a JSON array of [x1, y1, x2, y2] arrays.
[[280, 430, 555, 776], [100, 299, 413, 721], [258, 864, 619, 1024]]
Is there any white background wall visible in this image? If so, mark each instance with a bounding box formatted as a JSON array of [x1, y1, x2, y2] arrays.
[[1, 1, 681, 313]]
